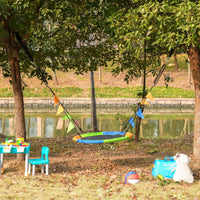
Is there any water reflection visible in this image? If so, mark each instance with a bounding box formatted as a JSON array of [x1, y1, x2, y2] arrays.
[[141, 118, 193, 138], [0, 114, 194, 139]]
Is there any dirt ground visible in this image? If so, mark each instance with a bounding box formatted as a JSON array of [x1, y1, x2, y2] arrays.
[[1, 131, 199, 182], [0, 68, 194, 93]]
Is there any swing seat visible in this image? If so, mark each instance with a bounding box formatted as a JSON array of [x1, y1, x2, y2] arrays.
[[28, 146, 49, 176], [73, 131, 133, 144]]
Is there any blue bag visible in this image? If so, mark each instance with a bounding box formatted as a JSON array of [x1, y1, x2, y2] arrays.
[[152, 156, 177, 179]]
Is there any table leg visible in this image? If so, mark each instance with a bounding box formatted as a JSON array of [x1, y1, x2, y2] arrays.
[[0, 153, 3, 174], [25, 153, 29, 176]]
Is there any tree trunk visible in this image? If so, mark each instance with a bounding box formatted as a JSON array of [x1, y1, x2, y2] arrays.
[[134, 115, 141, 142], [3, 31, 26, 161], [52, 69, 59, 84], [174, 49, 179, 69], [99, 66, 102, 85], [160, 55, 165, 66], [134, 41, 146, 142], [188, 58, 192, 85], [188, 46, 200, 160], [90, 71, 98, 131]]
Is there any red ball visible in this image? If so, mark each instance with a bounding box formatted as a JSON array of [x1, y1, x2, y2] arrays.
[[125, 171, 139, 185]]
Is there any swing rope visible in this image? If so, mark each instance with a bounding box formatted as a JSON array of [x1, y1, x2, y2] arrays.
[[15, 32, 83, 134], [122, 49, 175, 133]]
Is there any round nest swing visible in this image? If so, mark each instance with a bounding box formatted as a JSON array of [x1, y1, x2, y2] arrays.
[[73, 131, 133, 144]]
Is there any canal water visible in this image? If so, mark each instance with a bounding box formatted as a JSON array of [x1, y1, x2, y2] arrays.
[[0, 109, 194, 139]]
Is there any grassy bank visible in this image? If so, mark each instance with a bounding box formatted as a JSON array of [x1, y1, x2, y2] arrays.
[[0, 86, 194, 98]]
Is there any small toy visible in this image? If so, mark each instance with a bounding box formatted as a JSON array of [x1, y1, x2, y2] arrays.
[[124, 171, 139, 185], [5, 139, 13, 146], [16, 137, 24, 146], [173, 153, 194, 183], [156, 174, 164, 180]]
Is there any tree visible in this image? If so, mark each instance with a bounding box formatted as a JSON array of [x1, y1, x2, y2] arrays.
[[55, 1, 119, 131], [0, 0, 162, 144], [0, 0, 69, 160], [108, 2, 164, 141], [174, 49, 179, 69], [108, 0, 200, 160], [0, 1, 37, 151], [90, 70, 98, 131], [0, 1, 117, 144]]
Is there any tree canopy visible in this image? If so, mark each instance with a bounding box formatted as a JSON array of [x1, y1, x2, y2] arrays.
[[108, 0, 200, 159], [1, 0, 200, 159], [0, 0, 117, 79]]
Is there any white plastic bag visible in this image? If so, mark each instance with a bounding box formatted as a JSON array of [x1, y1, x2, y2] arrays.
[[173, 153, 194, 183]]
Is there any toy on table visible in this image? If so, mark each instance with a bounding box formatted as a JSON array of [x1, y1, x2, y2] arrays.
[[0, 137, 30, 175], [1, 138, 26, 153], [16, 138, 25, 152], [16, 137, 24, 146], [3, 138, 13, 152], [5, 138, 14, 146]]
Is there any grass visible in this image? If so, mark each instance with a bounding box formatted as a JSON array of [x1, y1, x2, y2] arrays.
[[91, 87, 142, 98], [0, 86, 194, 98], [89, 86, 194, 98], [150, 86, 194, 98], [0, 170, 199, 199], [0, 88, 14, 97], [0, 87, 84, 97]]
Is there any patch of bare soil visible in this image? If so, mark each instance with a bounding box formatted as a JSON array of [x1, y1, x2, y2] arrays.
[[0, 69, 194, 95]]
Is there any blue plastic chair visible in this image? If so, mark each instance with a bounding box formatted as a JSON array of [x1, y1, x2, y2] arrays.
[[28, 146, 49, 176]]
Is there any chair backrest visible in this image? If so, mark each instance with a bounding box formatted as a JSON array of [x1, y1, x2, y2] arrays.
[[41, 146, 49, 160]]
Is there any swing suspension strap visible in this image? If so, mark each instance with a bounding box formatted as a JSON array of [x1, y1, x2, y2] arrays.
[[122, 103, 143, 133], [122, 48, 175, 133], [149, 49, 174, 91], [46, 84, 83, 133], [122, 114, 136, 133], [122, 62, 166, 133], [15, 32, 83, 134], [149, 63, 166, 91]]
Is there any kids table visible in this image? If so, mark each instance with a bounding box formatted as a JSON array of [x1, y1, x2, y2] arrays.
[[0, 143, 30, 176]]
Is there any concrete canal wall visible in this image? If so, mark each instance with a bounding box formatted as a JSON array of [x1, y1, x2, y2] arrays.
[[0, 97, 195, 107], [0, 97, 195, 115]]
